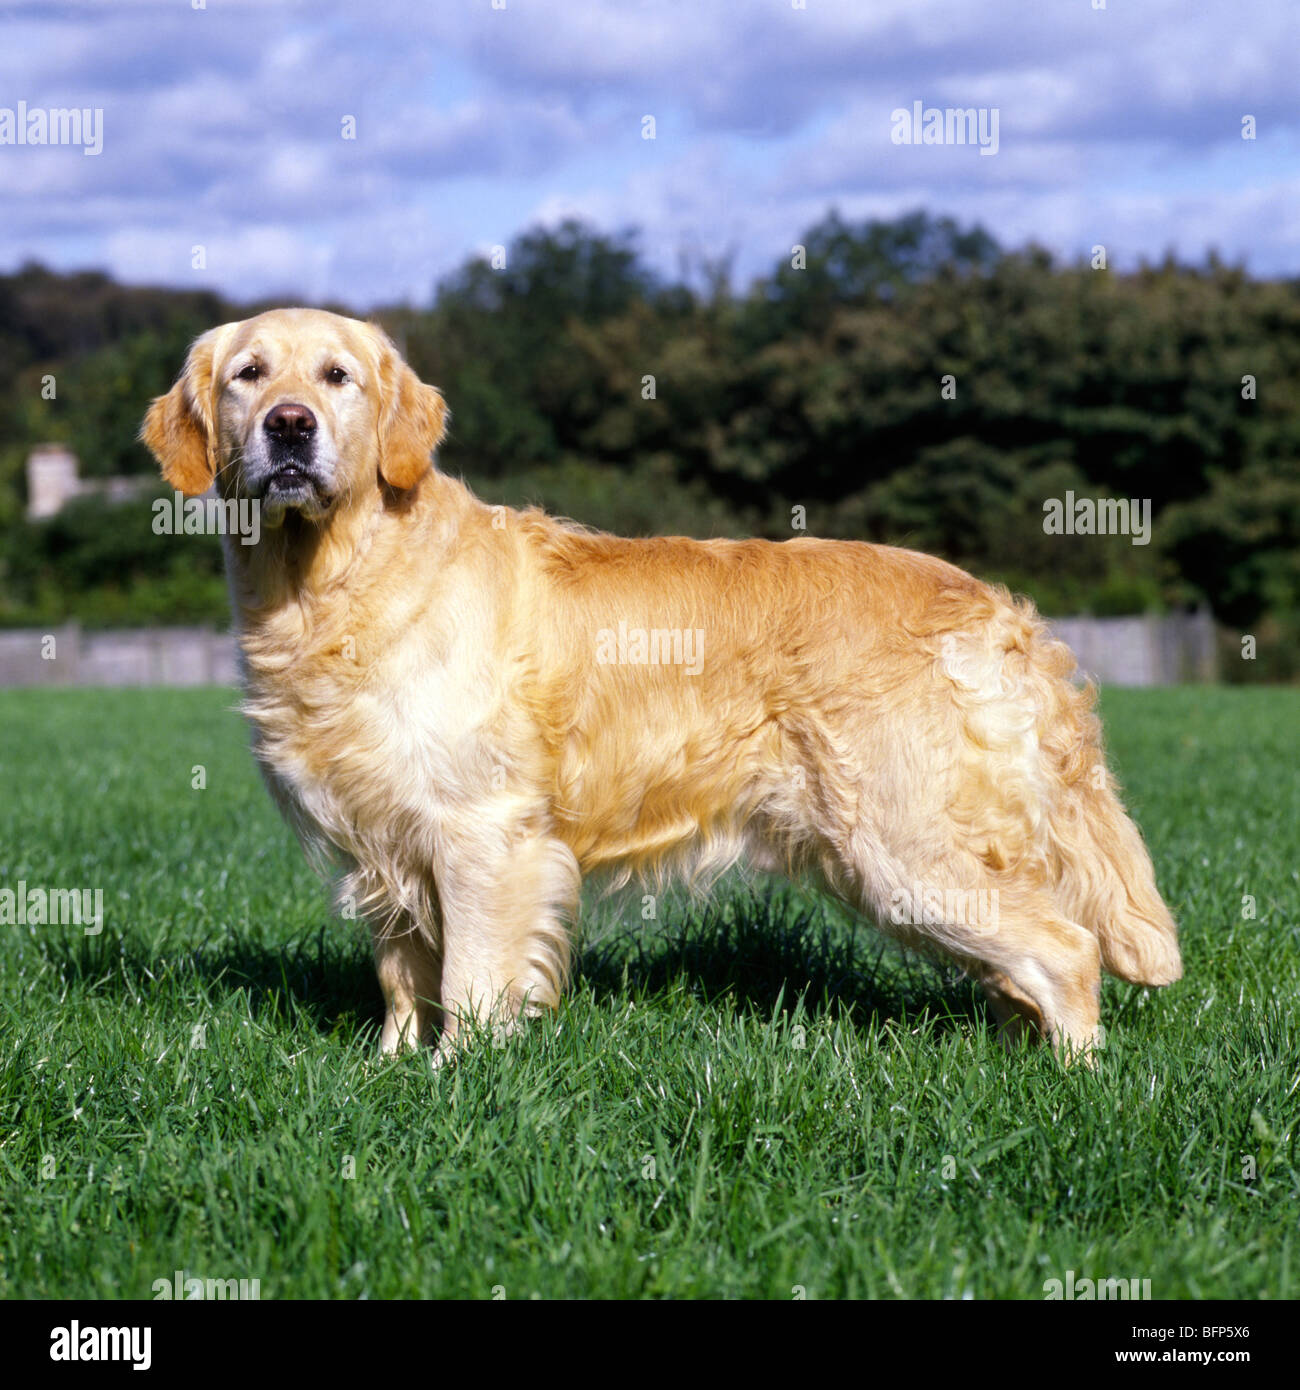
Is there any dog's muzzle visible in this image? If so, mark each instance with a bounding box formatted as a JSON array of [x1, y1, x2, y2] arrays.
[[256, 401, 329, 516]]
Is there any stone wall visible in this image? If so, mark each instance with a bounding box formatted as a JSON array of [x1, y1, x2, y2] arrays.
[[0, 625, 239, 686], [0, 611, 1219, 688], [1050, 609, 1217, 685]]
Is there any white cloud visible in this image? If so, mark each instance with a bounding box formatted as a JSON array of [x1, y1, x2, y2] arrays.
[[0, 0, 1295, 302]]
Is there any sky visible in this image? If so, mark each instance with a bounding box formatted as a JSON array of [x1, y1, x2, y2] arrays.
[[0, 0, 1296, 308]]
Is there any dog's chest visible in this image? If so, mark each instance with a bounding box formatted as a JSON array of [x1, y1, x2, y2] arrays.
[[243, 639, 497, 871]]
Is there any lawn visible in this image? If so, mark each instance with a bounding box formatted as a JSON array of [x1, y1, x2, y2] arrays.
[[0, 685, 1296, 1299]]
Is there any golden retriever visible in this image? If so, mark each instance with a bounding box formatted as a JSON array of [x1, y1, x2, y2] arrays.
[[142, 307, 1182, 1062]]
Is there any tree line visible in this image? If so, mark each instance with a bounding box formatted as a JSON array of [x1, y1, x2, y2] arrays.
[[1, 211, 1296, 676]]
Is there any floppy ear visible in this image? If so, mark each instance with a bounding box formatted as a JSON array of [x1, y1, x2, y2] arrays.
[[375, 334, 448, 491], [140, 330, 222, 496]]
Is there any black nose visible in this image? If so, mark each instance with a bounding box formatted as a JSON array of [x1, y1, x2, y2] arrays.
[[264, 403, 317, 441]]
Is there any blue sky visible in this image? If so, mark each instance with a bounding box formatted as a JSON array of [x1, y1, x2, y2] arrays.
[[1, 0, 1296, 307]]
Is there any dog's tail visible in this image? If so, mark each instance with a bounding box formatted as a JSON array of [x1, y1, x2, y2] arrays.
[[1018, 609, 1183, 987], [1049, 768, 1183, 985], [933, 582, 1182, 987]]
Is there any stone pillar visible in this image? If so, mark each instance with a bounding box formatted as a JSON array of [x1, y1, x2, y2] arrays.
[[26, 445, 81, 519]]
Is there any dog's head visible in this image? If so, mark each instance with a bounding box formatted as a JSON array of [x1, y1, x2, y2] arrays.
[[141, 308, 447, 527]]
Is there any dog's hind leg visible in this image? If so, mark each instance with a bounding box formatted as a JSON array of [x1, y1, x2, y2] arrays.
[[973, 965, 1043, 1047], [831, 829, 1102, 1062], [970, 909, 1102, 1064], [941, 886, 1103, 1063], [961, 912, 1103, 1063]]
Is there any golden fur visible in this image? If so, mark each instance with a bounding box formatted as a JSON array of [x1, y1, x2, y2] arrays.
[[142, 307, 1182, 1063]]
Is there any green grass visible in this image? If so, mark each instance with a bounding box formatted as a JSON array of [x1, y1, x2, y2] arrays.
[[0, 685, 1296, 1299]]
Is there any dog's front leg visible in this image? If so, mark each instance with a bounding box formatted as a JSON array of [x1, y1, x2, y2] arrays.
[[433, 826, 579, 1059], [372, 923, 443, 1055]]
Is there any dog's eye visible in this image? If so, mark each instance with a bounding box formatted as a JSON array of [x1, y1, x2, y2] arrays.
[[235, 363, 261, 382], [325, 366, 349, 385]]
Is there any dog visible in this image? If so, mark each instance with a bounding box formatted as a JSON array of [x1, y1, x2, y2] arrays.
[[141, 307, 1182, 1063]]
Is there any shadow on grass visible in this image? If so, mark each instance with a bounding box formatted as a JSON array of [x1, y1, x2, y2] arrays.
[[52, 924, 384, 1042], [574, 888, 987, 1038], [46, 888, 987, 1043]]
